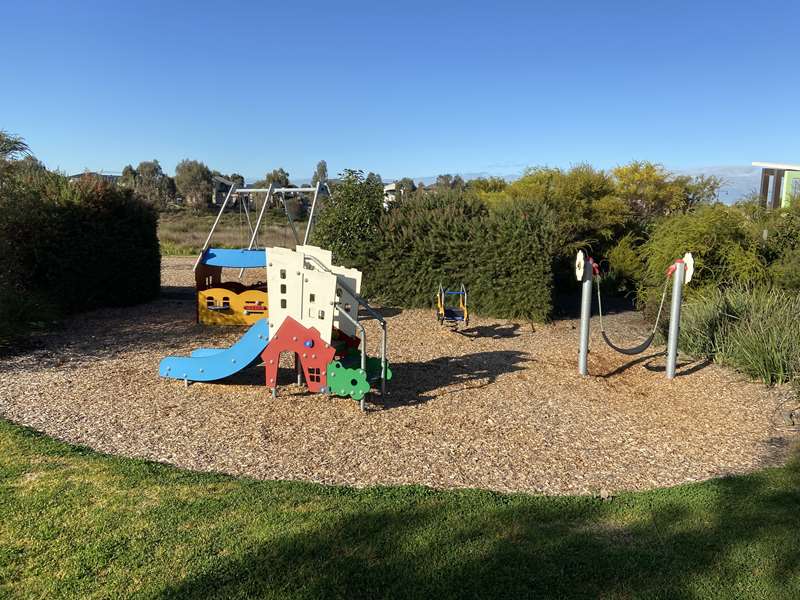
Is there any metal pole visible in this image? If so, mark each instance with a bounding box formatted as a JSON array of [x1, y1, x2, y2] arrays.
[[278, 192, 301, 246], [303, 181, 321, 245], [193, 182, 236, 271], [380, 321, 387, 396], [273, 187, 317, 193], [296, 353, 303, 386], [578, 256, 593, 376], [666, 260, 685, 379], [238, 184, 274, 278]]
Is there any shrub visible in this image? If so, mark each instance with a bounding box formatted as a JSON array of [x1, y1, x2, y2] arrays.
[[606, 233, 644, 293], [637, 204, 767, 308], [675, 286, 800, 386], [366, 192, 557, 322], [0, 173, 160, 342], [366, 191, 487, 306], [471, 199, 557, 321]]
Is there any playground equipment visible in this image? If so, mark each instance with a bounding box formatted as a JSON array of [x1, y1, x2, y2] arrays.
[[576, 250, 694, 379], [161, 244, 390, 410], [436, 284, 469, 329], [194, 177, 330, 325]]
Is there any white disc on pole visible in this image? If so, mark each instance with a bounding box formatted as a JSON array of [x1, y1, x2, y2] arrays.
[[683, 252, 694, 284], [575, 250, 585, 281]]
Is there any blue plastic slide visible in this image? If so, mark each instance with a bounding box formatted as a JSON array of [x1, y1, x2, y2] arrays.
[[159, 319, 270, 382]]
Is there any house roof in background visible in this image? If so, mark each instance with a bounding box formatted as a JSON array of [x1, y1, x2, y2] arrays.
[[752, 161, 800, 171]]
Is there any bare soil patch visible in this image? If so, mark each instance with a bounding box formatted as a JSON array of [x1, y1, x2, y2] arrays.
[[1, 257, 796, 495]]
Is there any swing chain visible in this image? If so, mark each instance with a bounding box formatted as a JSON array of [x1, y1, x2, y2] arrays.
[[595, 268, 672, 346]]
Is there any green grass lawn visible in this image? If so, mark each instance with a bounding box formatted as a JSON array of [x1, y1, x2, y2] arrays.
[[1, 419, 798, 599]]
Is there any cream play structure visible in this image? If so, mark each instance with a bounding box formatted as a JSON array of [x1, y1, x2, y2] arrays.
[[266, 245, 361, 345]]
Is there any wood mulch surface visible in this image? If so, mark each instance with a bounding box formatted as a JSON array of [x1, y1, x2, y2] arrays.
[[1, 257, 797, 495]]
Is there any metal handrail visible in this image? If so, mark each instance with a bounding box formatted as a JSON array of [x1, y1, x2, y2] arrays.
[[336, 308, 367, 371], [303, 255, 385, 324], [302, 253, 388, 396]]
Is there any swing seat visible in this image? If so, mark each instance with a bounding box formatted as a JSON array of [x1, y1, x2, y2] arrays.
[[444, 308, 465, 321], [600, 331, 657, 356]]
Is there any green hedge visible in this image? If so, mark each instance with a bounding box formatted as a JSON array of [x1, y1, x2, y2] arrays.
[[0, 173, 160, 341], [365, 193, 557, 322]]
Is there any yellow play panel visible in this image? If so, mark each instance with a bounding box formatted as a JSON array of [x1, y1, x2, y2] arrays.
[[197, 288, 269, 325]]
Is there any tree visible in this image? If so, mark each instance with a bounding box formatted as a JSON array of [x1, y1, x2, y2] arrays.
[[14, 156, 46, 175], [0, 130, 29, 162], [436, 174, 454, 189], [175, 159, 213, 211], [266, 168, 290, 188], [0, 130, 31, 180], [673, 174, 722, 211], [119, 165, 137, 189], [365, 172, 383, 188], [228, 173, 245, 188], [451, 175, 465, 191], [395, 177, 417, 195], [612, 161, 721, 220], [135, 160, 174, 209], [311, 160, 328, 187], [310, 169, 384, 268], [469, 176, 507, 193]]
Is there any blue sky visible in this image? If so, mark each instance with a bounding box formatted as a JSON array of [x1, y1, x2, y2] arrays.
[[1, 1, 796, 183]]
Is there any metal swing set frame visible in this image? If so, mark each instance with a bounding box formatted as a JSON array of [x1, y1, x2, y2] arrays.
[[194, 176, 333, 274]]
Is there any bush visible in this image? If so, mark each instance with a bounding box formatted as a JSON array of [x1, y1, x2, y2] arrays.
[[606, 233, 644, 293], [311, 169, 384, 271], [637, 205, 767, 309], [0, 173, 160, 342], [366, 192, 557, 322], [472, 200, 557, 321], [676, 286, 800, 386]]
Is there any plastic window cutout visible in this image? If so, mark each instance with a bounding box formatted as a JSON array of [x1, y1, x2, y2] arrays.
[[206, 296, 215, 307], [308, 367, 321, 383], [280, 269, 286, 279], [318, 309, 325, 320], [281, 299, 287, 309], [280, 284, 286, 294], [222, 297, 230, 308], [344, 303, 352, 312], [310, 293, 315, 303]]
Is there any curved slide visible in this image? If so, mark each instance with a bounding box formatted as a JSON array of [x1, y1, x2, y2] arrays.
[[159, 319, 270, 382]]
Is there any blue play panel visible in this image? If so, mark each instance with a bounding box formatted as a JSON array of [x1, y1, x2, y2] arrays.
[[201, 248, 268, 269]]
